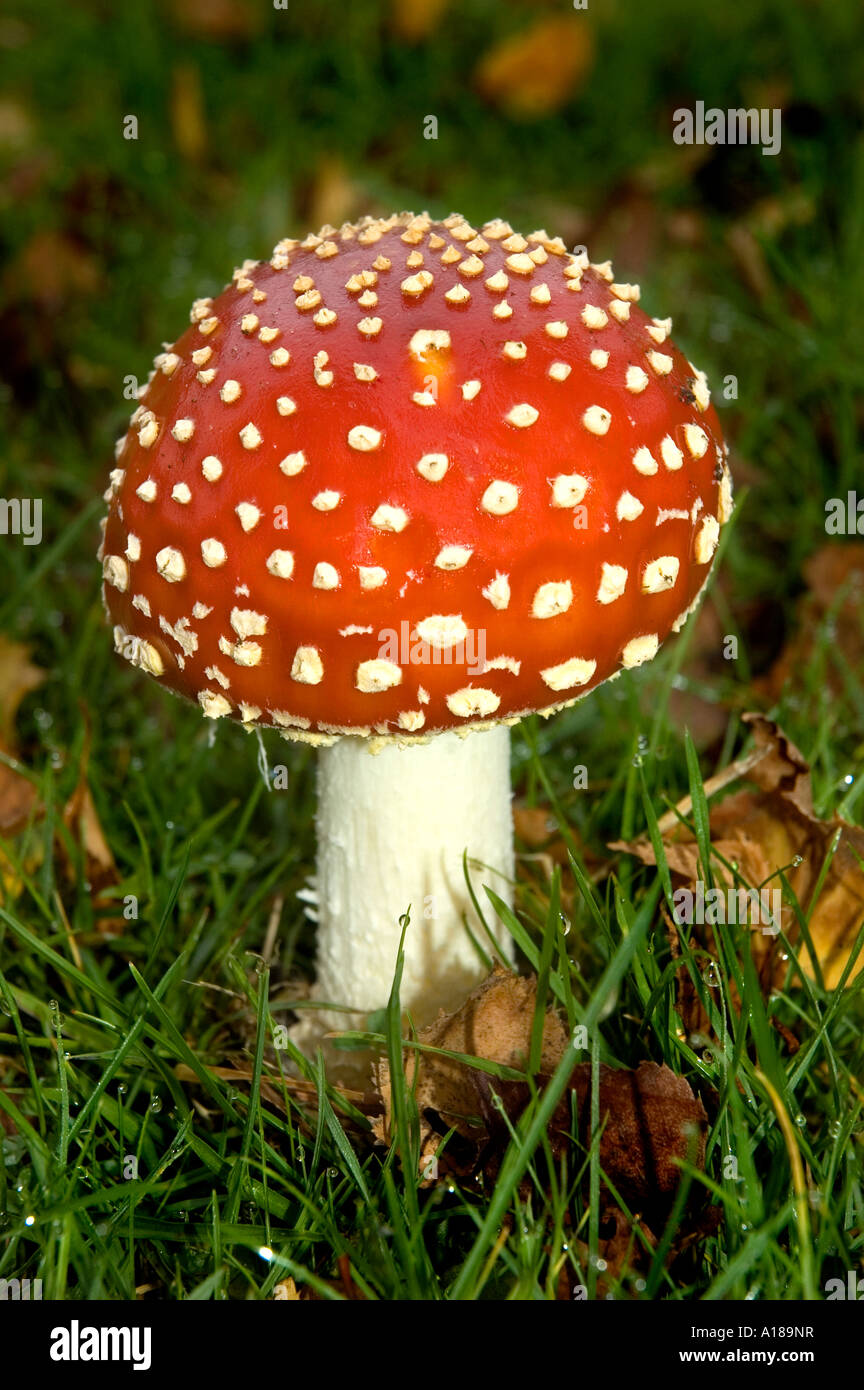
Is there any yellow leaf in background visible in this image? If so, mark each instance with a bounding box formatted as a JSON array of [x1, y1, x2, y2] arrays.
[[475, 17, 593, 118], [307, 157, 359, 236], [5, 230, 99, 309], [0, 98, 34, 152], [171, 0, 263, 40], [0, 636, 44, 748], [171, 64, 207, 162], [390, 0, 449, 42]]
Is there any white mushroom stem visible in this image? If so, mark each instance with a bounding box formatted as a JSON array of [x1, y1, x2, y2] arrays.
[[294, 725, 515, 1051]]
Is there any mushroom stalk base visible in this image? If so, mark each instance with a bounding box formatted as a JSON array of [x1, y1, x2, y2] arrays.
[[292, 725, 515, 1063]]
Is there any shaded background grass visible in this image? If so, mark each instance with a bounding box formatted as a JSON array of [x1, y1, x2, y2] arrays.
[[1, 0, 863, 1299]]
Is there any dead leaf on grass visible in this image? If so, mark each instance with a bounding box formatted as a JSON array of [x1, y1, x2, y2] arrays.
[[757, 543, 864, 704], [61, 718, 119, 910], [373, 966, 567, 1173], [372, 970, 712, 1276], [613, 715, 864, 1011], [0, 635, 45, 746], [0, 636, 44, 844], [273, 1278, 302, 1300]]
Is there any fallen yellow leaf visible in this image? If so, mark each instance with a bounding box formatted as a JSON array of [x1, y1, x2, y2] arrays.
[[475, 18, 593, 118]]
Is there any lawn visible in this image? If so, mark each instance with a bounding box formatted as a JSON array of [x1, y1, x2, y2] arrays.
[[1, 0, 863, 1302]]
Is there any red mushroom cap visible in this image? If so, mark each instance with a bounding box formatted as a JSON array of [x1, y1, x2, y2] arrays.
[[100, 212, 732, 743]]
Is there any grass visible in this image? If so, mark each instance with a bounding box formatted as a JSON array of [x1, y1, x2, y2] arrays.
[[1, 0, 864, 1300]]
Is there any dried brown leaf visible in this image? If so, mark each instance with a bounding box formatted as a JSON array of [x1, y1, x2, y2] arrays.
[[553, 1061, 708, 1222], [613, 714, 864, 1000], [60, 717, 119, 911], [758, 543, 864, 703], [372, 970, 710, 1261], [373, 965, 568, 1172]]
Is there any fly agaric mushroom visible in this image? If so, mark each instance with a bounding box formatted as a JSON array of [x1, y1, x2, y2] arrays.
[[100, 211, 732, 1054]]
